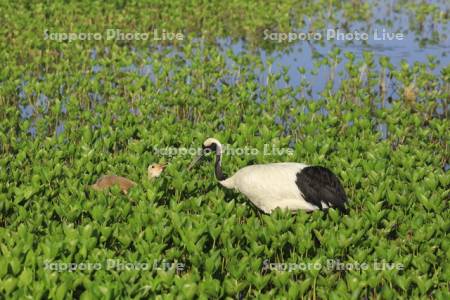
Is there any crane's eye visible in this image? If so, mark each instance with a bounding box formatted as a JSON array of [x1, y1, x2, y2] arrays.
[[202, 143, 216, 153]]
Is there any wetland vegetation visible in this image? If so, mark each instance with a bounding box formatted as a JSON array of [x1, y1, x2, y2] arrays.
[[0, 0, 449, 298]]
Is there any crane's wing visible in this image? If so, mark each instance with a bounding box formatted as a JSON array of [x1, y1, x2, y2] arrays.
[[295, 166, 348, 212]]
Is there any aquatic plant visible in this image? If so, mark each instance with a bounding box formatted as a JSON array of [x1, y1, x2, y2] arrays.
[[0, 0, 449, 298]]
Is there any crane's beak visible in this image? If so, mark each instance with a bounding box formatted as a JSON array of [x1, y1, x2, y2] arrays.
[[187, 154, 204, 171]]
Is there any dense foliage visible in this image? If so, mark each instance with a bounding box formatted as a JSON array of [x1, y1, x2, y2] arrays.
[[0, 0, 449, 299]]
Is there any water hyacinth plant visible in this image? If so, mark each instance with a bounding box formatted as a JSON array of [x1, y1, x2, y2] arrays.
[[0, 0, 449, 298]]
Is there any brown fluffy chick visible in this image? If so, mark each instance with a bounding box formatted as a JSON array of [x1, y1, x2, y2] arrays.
[[90, 175, 137, 194], [148, 163, 166, 179], [90, 163, 165, 194]]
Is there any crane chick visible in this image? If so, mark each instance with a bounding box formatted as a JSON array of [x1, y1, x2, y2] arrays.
[[90, 163, 165, 194]]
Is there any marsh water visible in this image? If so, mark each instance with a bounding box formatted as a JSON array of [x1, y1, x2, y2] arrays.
[[18, 0, 449, 137], [217, 0, 449, 100]]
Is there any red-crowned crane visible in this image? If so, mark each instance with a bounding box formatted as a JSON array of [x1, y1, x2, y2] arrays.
[[189, 138, 348, 214]]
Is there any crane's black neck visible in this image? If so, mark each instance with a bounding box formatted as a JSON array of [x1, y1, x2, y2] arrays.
[[206, 142, 227, 181], [214, 152, 226, 181]]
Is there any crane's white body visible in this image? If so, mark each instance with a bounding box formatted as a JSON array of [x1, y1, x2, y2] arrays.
[[219, 162, 326, 213]]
